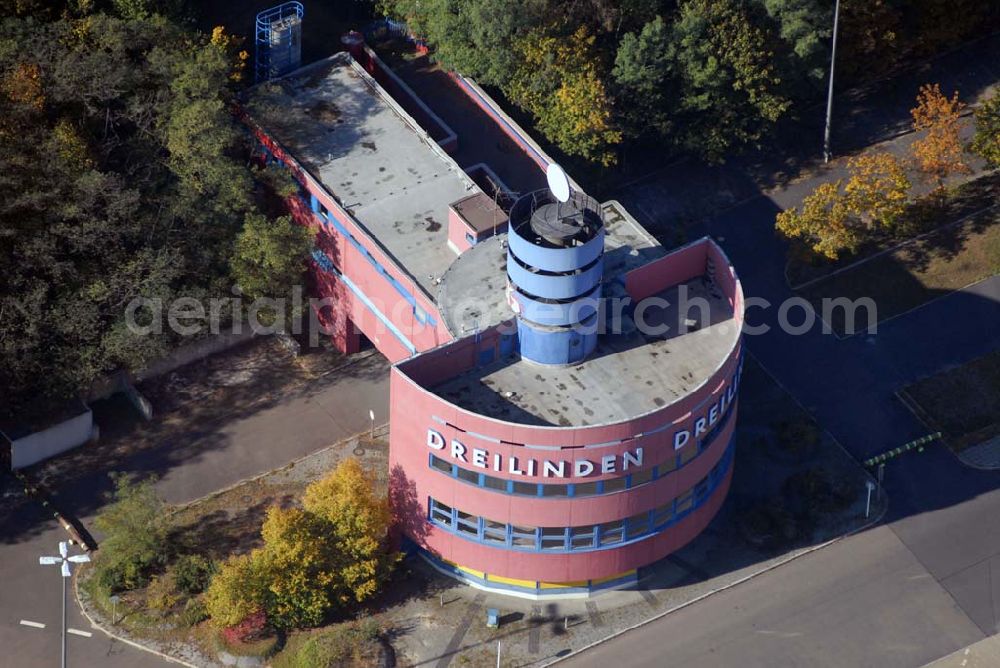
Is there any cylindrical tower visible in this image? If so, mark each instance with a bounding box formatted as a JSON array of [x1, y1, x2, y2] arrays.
[[506, 190, 605, 365]]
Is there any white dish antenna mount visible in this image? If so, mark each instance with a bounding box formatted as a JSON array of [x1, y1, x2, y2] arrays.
[[546, 163, 571, 203]]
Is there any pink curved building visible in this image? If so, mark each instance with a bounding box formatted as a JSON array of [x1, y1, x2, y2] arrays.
[[390, 235, 744, 597], [243, 48, 744, 597]]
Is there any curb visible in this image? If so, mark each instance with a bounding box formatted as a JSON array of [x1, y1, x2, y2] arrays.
[[546, 352, 888, 666], [74, 570, 200, 668]]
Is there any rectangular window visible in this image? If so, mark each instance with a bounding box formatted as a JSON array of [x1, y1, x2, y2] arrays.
[[694, 476, 710, 501], [430, 500, 453, 527], [571, 526, 596, 550], [541, 483, 569, 497], [540, 527, 567, 551], [430, 456, 453, 475], [456, 510, 479, 537], [626, 512, 650, 539], [651, 501, 672, 528], [574, 481, 600, 497], [676, 489, 694, 515], [599, 521, 625, 545], [483, 475, 507, 492], [629, 468, 654, 488], [512, 481, 539, 496], [455, 466, 480, 486], [678, 444, 698, 468], [511, 526, 536, 549], [603, 477, 627, 494], [483, 520, 507, 544]]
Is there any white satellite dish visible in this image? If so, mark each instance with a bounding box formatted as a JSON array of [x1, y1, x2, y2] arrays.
[[546, 163, 571, 203]]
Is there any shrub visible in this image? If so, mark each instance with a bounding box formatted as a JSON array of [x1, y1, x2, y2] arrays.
[[174, 554, 216, 595], [178, 597, 209, 627], [222, 609, 269, 645], [145, 572, 181, 613], [289, 620, 381, 668], [93, 473, 167, 592], [205, 553, 267, 628]]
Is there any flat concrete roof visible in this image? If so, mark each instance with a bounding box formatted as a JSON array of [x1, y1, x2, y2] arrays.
[[432, 278, 739, 427], [245, 53, 476, 297], [437, 200, 666, 337]]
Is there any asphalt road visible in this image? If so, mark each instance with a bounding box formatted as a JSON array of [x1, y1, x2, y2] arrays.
[[561, 526, 983, 668], [0, 351, 390, 668]]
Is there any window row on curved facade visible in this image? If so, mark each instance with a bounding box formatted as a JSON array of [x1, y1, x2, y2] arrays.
[[428, 406, 735, 498], [427, 439, 734, 553]]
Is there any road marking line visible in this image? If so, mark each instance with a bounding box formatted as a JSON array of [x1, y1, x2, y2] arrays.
[[19, 620, 45, 629], [67, 628, 92, 638]]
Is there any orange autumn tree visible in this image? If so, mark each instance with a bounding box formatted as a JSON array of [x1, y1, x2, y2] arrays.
[[910, 83, 969, 189]]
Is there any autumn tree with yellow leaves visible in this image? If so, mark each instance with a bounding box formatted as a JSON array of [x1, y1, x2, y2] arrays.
[[910, 84, 969, 189], [508, 25, 622, 166], [204, 459, 397, 631], [776, 152, 911, 260]]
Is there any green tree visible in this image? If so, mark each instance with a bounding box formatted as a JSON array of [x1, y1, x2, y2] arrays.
[[613, 15, 673, 139], [93, 474, 167, 591], [379, 0, 545, 87], [665, 0, 791, 163], [0, 13, 276, 421], [758, 0, 831, 83], [230, 213, 315, 324], [970, 91, 1000, 169]]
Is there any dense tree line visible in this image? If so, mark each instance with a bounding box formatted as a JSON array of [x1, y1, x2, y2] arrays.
[[0, 3, 313, 421], [380, 0, 1000, 164]]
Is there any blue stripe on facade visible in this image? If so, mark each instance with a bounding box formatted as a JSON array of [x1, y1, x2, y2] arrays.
[[304, 193, 438, 328], [311, 249, 417, 354]]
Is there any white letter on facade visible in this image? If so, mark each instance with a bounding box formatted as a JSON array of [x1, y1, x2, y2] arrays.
[[623, 449, 643, 470], [574, 460, 595, 477], [543, 461, 567, 478], [674, 430, 690, 451], [451, 440, 467, 462], [472, 449, 488, 468], [427, 429, 445, 450]]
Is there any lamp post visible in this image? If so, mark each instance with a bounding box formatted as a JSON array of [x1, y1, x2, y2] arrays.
[[823, 0, 842, 163], [39, 541, 91, 668]]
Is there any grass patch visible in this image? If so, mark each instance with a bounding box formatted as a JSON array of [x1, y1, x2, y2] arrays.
[[900, 350, 1000, 452], [798, 207, 1000, 335], [271, 619, 384, 668]]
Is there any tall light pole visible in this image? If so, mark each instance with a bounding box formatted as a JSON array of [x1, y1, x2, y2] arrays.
[[40, 541, 90, 668], [823, 0, 842, 163]]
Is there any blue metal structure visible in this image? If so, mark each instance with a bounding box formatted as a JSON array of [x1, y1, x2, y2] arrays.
[[255, 2, 304, 83], [506, 190, 605, 365]]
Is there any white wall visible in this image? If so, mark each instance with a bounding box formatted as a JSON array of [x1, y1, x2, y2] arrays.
[[10, 408, 94, 470]]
